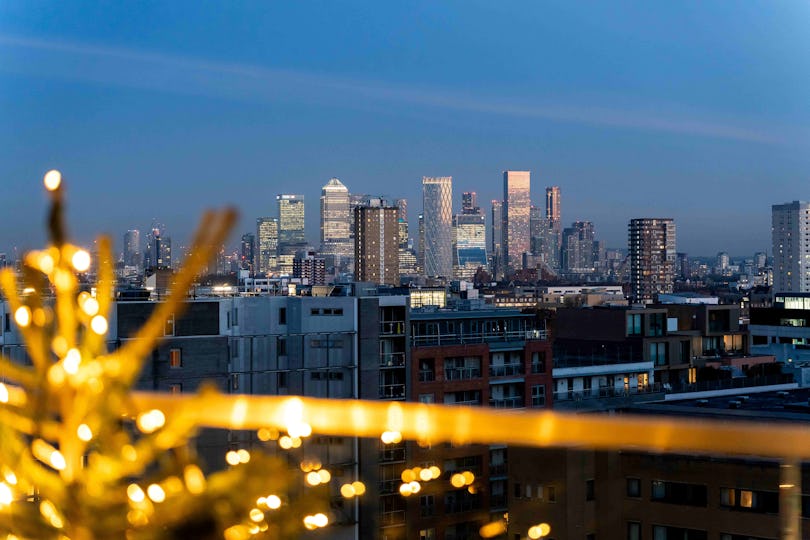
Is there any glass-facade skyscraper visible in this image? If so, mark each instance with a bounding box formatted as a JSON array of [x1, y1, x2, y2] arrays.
[[320, 178, 352, 263], [503, 171, 531, 272], [422, 177, 453, 278]]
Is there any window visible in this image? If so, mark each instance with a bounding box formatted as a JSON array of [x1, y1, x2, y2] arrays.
[[231, 373, 239, 391], [169, 383, 182, 394], [720, 487, 778, 513], [419, 529, 435, 540], [419, 495, 435, 517], [627, 522, 641, 540], [169, 348, 182, 368], [277, 337, 287, 356], [164, 314, 175, 336], [418, 393, 435, 404], [627, 314, 642, 335], [586, 479, 595, 501], [650, 480, 707, 507], [531, 385, 546, 407], [277, 372, 287, 389], [649, 343, 667, 366], [652, 525, 707, 540], [531, 351, 546, 373], [278, 307, 286, 325], [514, 482, 522, 499], [546, 485, 556, 502], [627, 478, 641, 498]]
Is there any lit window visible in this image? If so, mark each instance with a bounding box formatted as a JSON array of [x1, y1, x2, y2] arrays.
[[169, 348, 182, 368]]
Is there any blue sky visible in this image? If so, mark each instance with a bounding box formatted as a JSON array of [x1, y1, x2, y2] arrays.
[[1, 1, 808, 256]]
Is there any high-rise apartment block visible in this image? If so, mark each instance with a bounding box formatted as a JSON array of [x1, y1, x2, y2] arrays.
[[422, 177, 453, 278], [354, 203, 400, 286], [256, 217, 279, 275], [320, 178, 352, 264], [629, 218, 676, 303], [772, 201, 810, 293], [503, 171, 531, 273], [543, 186, 562, 272]]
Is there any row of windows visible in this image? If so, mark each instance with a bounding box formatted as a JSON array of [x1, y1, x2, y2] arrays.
[[629, 479, 780, 514], [627, 522, 770, 540]]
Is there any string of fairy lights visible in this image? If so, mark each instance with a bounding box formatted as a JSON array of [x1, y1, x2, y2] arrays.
[[0, 171, 551, 540]]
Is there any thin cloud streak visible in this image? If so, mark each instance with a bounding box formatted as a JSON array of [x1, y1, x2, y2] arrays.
[[0, 34, 787, 145]]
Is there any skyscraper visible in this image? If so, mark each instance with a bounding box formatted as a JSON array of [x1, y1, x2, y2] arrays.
[[422, 177, 453, 278], [240, 233, 255, 272], [123, 229, 141, 269], [144, 223, 171, 271], [772, 201, 810, 293], [453, 192, 487, 280], [629, 218, 676, 303], [256, 217, 279, 275], [354, 203, 400, 286], [320, 178, 352, 263], [543, 186, 562, 272], [277, 194, 305, 244], [561, 221, 596, 273], [490, 200, 503, 278], [503, 171, 531, 272], [277, 194, 306, 275]]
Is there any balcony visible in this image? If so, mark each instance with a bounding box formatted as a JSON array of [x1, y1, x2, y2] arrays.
[[418, 369, 435, 382], [379, 383, 406, 399], [489, 396, 524, 409], [412, 329, 547, 348], [380, 321, 405, 336], [444, 367, 481, 381], [489, 363, 524, 377], [379, 352, 405, 368]]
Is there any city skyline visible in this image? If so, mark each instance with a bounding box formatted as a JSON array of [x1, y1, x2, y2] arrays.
[[1, 3, 808, 256]]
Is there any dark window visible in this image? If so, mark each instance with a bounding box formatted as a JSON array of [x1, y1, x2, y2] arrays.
[[277, 337, 287, 356], [586, 479, 595, 501], [547, 485, 556, 502], [277, 372, 287, 389], [164, 314, 175, 336], [586, 535, 595, 540], [627, 522, 641, 540], [650, 480, 707, 507], [627, 478, 641, 498], [514, 482, 522, 498], [651, 525, 707, 540], [4, 313, 10, 332], [279, 308, 286, 325], [627, 314, 642, 336]]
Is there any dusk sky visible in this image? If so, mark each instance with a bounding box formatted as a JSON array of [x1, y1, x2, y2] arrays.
[[1, 1, 808, 257]]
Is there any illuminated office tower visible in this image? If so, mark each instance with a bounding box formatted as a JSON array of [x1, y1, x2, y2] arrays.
[[544, 186, 562, 272], [453, 192, 487, 279], [772, 201, 810, 293], [277, 194, 306, 275], [629, 218, 676, 303], [503, 171, 531, 272], [422, 177, 453, 278], [354, 203, 400, 286], [256, 217, 279, 275], [144, 223, 171, 271], [123, 229, 141, 269], [320, 178, 352, 263]]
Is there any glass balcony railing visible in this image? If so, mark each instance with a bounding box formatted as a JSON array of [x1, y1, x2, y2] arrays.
[[489, 363, 524, 377]]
